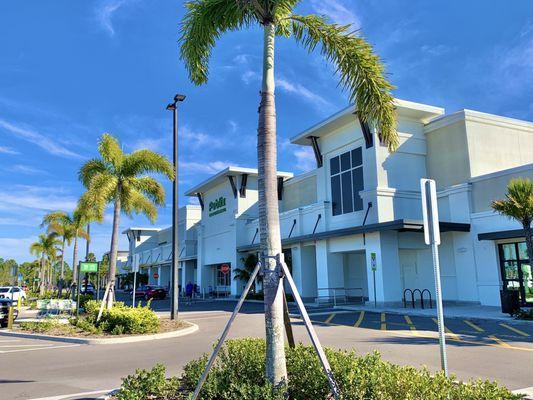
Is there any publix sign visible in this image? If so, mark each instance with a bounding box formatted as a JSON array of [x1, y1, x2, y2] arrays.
[[209, 196, 226, 217]]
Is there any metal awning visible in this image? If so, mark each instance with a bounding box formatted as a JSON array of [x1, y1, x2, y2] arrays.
[[237, 218, 470, 252], [478, 229, 524, 241]]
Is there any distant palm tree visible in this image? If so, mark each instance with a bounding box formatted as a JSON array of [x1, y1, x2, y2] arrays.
[[41, 211, 74, 284], [492, 178, 533, 265], [79, 133, 173, 308], [180, 0, 398, 385], [29, 233, 62, 295]]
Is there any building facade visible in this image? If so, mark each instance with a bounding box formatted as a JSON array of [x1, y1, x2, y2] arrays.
[[124, 99, 533, 308]]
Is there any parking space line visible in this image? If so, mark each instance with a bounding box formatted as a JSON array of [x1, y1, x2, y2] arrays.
[[432, 318, 461, 341], [0, 344, 55, 348], [500, 323, 530, 337], [354, 311, 365, 328], [0, 344, 80, 354], [404, 315, 418, 335], [324, 313, 335, 324], [464, 320, 484, 332], [380, 313, 386, 331], [489, 335, 512, 348]]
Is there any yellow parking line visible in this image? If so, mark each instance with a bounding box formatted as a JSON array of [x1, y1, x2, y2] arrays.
[[354, 311, 365, 328], [464, 320, 484, 332], [432, 318, 461, 341], [489, 335, 512, 348], [381, 313, 386, 331], [324, 313, 335, 324], [404, 315, 419, 336], [500, 323, 530, 337]]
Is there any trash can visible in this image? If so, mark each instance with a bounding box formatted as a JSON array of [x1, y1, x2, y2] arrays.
[[500, 290, 520, 315]]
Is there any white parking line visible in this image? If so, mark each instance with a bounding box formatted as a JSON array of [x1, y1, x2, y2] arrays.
[[27, 388, 116, 400], [0, 344, 80, 354], [0, 344, 55, 347]]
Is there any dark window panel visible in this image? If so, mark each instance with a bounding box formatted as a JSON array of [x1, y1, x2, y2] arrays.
[[501, 243, 517, 261], [352, 167, 364, 211], [331, 175, 342, 216], [340, 151, 351, 171], [330, 156, 340, 175], [351, 147, 362, 167], [341, 171, 353, 214]]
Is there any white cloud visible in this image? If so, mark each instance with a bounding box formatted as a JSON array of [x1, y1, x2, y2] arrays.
[[131, 136, 168, 153], [293, 147, 316, 172], [0, 119, 84, 159], [0, 186, 78, 213], [277, 78, 333, 109], [0, 145, 19, 155], [242, 70, 260, 85], [181, 126, 224, 149], [0, 236, 35, 262], [227, 120, 238, 133], [310, 0, 361, 28], [180, 160, 238, 175], [7, 164, 47, 175], [95, 0, 128, 36]]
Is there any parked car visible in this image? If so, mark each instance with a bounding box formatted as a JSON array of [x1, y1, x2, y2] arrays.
[[134, 285, 167, 300], [0, 286, 26, 302], [79, 283, 95, 296], [0, 298, 17, 328]]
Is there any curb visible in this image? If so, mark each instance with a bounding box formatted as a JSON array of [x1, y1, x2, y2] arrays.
[[0, 322, 198, 345]]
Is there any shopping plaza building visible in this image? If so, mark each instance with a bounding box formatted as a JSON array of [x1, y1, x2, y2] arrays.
[[124, 99, 533, 309]]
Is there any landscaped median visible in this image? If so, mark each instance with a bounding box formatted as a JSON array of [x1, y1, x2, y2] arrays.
[[7, 300, 197, 344], [108, 338, 523, 400]]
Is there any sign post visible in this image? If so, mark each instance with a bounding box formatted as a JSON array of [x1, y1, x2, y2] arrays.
[[78, 262, 98, 316], [132, 255, 139, 308], [420, 178, 448, 377], [370, 252, 377, 307]]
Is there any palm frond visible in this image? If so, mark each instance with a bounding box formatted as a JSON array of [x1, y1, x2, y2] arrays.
[[289, 14, 398, 151], [122, 187, 158, 223], [180, 0, 257, 85], [79, 159, 109, 188], [121, 150, 174, 181], [98, 134, 124, 171], [79, 173, 118, 221], [492, 178, 533, 224], [127, 176, 166, 206]]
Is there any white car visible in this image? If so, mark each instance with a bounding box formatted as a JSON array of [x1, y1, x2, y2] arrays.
[[0, 286, 26, 302]]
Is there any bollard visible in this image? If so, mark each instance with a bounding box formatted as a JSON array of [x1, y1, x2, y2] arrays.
[[7, 305, 14, 329], [17, 295, 22, 311]]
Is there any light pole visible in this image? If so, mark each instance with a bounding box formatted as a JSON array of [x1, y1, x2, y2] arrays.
[[167, 94, 185, 320]]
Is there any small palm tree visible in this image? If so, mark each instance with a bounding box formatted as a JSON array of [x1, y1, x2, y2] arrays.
[[234, 253, 261, 293], [79, 133, 173, 309], [42, 211, 74, 284], [180, 0, 398, 385], [492, 178, 533, 265], [30, 233, 62, 295]]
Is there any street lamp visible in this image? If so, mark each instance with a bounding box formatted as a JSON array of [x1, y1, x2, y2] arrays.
[[167, 93, 185, 320]]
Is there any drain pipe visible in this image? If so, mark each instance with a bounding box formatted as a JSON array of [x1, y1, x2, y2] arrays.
[[362, 202, 373, 245]]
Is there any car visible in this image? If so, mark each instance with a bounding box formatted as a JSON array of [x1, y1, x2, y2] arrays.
[[0, 298, 18, 328], [0, 286, 26, 302], [134, 285, 167, 300], [79, 283, 95, 296]]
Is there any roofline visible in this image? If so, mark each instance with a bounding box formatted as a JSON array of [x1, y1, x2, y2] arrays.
[[290, 98, 445, 145], [122, 227, 161, 234], [184, 166, 293, 196]]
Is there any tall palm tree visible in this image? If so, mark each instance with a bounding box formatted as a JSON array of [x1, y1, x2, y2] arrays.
[[79, 133, 174, 309], [492, 178, 533, 265], [41, 211, 75, 284], [179, 0, 398, 385], [30, 233, 62, 295]]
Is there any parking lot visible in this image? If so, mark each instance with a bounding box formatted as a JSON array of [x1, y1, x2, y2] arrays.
[[298, 308, 533, 352], [0, 335, 81, 354]]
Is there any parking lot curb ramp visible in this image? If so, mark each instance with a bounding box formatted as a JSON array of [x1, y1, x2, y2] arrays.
[[0, 322, 198, 345]]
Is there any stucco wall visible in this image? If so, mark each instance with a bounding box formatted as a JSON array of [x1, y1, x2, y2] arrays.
[[282, 173, 317, 211]]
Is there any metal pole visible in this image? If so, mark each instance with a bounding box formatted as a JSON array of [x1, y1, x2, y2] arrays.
[[132, 268, 137, 307], [170, 102, 179, 320], [431, 241, 448, 376], [76, 262, 81, 317], [191, 262, 261, 400], [373, 269, 377, 308]]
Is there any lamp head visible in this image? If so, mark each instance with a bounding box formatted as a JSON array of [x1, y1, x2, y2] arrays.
[[174, 94, 186, 102], [166, 103, 176, 111]]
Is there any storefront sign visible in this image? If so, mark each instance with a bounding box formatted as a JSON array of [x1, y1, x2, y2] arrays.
[[209, 196, 227, 217]]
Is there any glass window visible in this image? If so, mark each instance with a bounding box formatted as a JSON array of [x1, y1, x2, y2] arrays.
[[331, 175, 342, 216], [504, 261, 519, 279], [330, 157, 340, 175], [501, 244, 517, 261], [518, 242, 530, 261], [330, 147, 364, 215], [341, 172, 353, 213]]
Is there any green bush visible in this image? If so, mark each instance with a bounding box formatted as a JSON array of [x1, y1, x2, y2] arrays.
[[70, 316, 103, 334], [115, 338, 521, 400]]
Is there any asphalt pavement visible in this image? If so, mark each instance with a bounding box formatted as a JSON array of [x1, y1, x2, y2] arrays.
[[1, 299, 532, 400]]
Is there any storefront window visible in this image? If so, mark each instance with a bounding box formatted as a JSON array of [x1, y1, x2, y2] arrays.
[[330, 147, 364, 216], [499, 241, 532, 305]]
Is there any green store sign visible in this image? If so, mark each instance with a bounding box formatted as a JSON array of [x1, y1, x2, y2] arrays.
[[209, 196, 227, 217]]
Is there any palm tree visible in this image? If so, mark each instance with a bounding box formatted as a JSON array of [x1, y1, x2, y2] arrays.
[[234, 253, 261, 293], [79, 133, 173, 309], [41, 209, 92, 290], [179, 1, 398, 385], [492, 178, 533, 265], [30, 233, 62, 295]]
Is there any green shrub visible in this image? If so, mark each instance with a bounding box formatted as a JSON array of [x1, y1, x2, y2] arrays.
[[78, 294, 94, 310], [99, 304, 159, 335], [19, 318, 68, 333], [70, 317, 102, 334], [116, 338, 521, 400]]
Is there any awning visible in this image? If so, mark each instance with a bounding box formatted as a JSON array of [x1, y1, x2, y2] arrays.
[[237, 218, 470, 252], [478, 229, 524, 241]]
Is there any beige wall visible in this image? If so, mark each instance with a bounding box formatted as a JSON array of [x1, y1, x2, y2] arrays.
[[426, 119, 470, 188], [282, 174, 317, 211], [471, 167, 533, 213]]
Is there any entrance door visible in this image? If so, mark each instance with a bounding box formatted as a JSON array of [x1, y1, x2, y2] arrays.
[[499, 242, 533, 306]]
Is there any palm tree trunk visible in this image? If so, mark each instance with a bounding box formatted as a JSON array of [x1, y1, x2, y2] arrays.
[[258, 21, 287, 387], [39, 256, 45, 296], [60, 239, 65, 280], [72, 235, 79, 288], [106, 191, 122, 309]]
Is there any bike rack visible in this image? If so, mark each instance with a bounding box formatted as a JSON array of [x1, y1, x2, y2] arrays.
[[403, 289, 414, 308], [421, 289, 433, 309], [413, 289, 423, 309], [403, 288, 433, 309]]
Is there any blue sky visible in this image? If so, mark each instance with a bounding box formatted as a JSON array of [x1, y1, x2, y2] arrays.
[[0, 0, 532, 263]]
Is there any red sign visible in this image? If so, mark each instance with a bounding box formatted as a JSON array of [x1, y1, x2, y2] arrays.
[[220, 264, 230, 274], [153, 272, 159, 279]]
